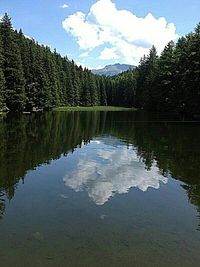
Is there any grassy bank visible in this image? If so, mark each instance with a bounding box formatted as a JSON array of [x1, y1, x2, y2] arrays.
[[0, 112, 7, 116], [54, 106, 136, 112]]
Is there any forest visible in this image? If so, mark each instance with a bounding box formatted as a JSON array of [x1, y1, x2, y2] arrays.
[[0, 13, 199, 115]]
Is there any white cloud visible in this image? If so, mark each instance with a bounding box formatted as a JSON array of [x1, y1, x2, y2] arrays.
[[63, 139, 168, 205], [99, 47, 119, 60], [61, 3, 69, 9], [79, 51, 89, 58], [62, 0, 178, 65], [62, 11, 103, 50]]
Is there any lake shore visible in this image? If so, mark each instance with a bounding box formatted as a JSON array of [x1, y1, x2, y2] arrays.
[[53, 106, 137, 112]]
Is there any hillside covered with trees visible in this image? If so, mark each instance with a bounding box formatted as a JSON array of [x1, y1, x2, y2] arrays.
[[0, 14, 108, 112], [0, 13, 199, 115], [110, 23, 200, 115]]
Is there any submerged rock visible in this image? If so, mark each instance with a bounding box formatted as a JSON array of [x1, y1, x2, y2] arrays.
[[32, 232, 44, 242], [100, 214, 106, 220]]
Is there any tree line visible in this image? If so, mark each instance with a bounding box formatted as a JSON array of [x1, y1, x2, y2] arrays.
[[0, 14, 109, 112], [0, 13, 199, 115], [110, 23, 200, 115]]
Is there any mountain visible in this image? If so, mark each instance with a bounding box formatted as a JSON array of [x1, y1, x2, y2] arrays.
[[92, 63, 135, 76]]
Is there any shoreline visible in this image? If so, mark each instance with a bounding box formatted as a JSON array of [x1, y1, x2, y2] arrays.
[[53, 106, 136, 112]]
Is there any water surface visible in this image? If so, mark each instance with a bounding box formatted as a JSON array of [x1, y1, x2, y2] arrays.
[[0, 111, 200, 267]]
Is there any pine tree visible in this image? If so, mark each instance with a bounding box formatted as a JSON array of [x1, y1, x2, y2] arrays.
[[144, 46, 159, 110], [156, 41, 176, 111], [0, 14, 25, 112], [0, 33, 5, 111], [89, 74, 98, 106], [71, 62, 80, 106], [135, 47, 158, 109], [64, 61, 75, 106], [100, 78, 107, 106], [82, 71, 91, 106]]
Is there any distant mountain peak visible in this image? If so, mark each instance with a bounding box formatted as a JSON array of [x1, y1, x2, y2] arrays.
[[92, 63, 135, 76]]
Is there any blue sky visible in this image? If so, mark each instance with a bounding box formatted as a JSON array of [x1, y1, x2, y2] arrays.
[[1, 0, 200, 69]]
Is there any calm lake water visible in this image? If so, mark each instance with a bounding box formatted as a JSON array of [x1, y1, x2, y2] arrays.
[[0, 111, 200, 267]]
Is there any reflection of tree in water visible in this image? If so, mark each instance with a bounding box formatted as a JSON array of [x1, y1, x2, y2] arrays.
[[0, 192, 5, 219], [0, 111, 200, 224], [0, 112, 107, 218], [116, 115, 200, 228], [183, 184, 200, 230], [99, 112, 200, 226]]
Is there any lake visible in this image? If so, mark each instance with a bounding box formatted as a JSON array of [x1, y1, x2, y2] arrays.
[[0, 111, 200, 267]]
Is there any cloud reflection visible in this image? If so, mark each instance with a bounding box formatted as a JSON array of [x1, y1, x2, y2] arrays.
[[63, 140, 168, 205]]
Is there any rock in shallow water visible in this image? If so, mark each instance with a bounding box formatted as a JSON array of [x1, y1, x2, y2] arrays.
[[32, 232, 44, 242]]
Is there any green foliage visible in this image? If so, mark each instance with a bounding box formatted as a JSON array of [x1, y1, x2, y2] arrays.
[[54, 106, 135, 111], [0, 14, 25, 112], [108, 22, 200, 116], [106, 69, 137, 107], [0, 14, 108, 112], [0, 32, 5, 111]]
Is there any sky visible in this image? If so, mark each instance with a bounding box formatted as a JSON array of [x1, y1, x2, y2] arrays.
[[0, 0, 200, 69]]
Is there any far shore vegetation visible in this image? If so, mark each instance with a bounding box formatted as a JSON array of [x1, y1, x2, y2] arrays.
[[53, 106, 136, 112]]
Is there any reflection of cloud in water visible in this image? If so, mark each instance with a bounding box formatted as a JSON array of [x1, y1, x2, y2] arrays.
[[63, 141, 168, 205]]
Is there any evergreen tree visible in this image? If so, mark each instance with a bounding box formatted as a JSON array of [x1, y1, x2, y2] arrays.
[[82, 71, 91, 106], [89, 74, 98, 106], [143, 46, 159, 110], [0, 14, 25, 112], [156, 41, 176, 111], [71, 61, 80, 106], [99, 78, 107, 106], [0, 33, 5, 111]]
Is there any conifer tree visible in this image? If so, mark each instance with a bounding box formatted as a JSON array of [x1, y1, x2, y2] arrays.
[[0, 33, 5, 111], [71, 62, 80, 106], [0, 13, 25, 112], [156, 41, 176, 111], [82, 71, 91, 106], [89, 74, 98, 106]]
